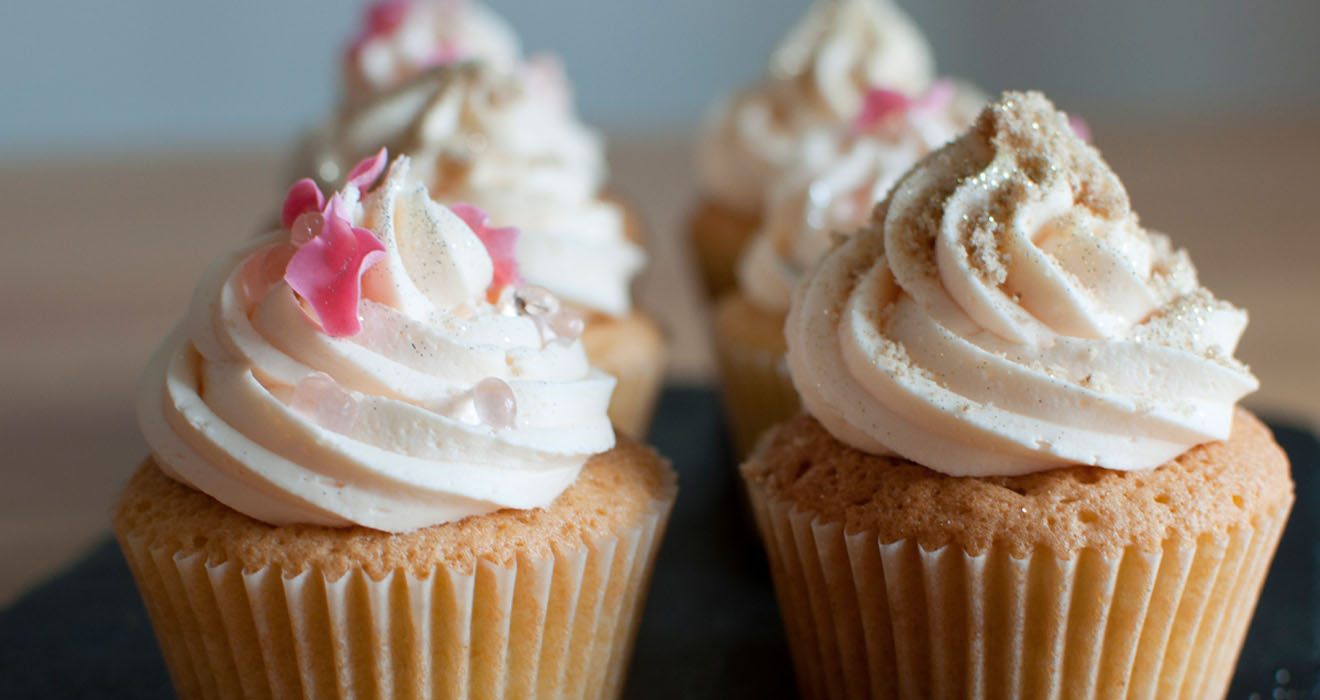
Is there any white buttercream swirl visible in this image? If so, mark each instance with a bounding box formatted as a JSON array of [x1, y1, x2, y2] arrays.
[[305, 60, 645, 316], [786, 92, 1258, 476], [697, 0, 936, 213], [345, 0, 522, 103], [138, 159, 617, 532], [737, 81, 984, 312]]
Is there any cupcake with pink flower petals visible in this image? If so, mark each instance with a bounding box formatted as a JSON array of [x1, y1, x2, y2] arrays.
[[689, 0, 947, 300], [115, 151, 676, 700], [342, 0, 522, 107], [742, 92, 1288, 700], [700, 0, 987, 456], [297, 1, 665, 437]]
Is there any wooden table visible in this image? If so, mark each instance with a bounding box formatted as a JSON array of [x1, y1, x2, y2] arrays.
[[3, 119, 1317, 606]]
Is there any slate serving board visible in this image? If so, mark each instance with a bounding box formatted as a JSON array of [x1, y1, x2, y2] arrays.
[[2, 386, 1316, 699]]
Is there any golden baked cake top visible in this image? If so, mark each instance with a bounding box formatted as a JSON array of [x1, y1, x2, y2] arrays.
[[744, 409, 1291, 557], [117, 436, 673, 578]]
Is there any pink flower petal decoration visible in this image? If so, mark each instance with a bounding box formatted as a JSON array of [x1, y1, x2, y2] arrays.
[[452, 203, 522, 300], [912, 78, 955, 113], [285, 207, 386, 337], [1068, 114, 1093, 144], [323, 192, 349, 223], [366, 0, 411, 34], [521, 54, 572, 111], [854, 88, 911, 133], [421, 45, 464, 70], [281, 179, 326, 229], [345, 147, 388, 192], [349, 0, 412, 53]]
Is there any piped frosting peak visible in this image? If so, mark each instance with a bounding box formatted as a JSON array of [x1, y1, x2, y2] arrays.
[[786, 91, 1258, 476]]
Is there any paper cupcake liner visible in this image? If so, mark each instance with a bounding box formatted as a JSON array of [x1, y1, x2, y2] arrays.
[[711, 327, 798, 460], [117, 483, 676, 700], [744, 477, 1290, 700], [583, 315, 667, 438], [686, 200, 760, 300]]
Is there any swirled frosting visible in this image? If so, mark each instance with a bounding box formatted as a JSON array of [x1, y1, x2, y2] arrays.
[[697, 0, 936, 213], [786, 92, 1258, 476], [738, 80, 984, 313], [138, 158, 617, 532], [304, 61, 645, 317], [344, 0, 522, 103]]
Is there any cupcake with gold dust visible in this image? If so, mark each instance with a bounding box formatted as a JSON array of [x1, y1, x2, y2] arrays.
[[690, 0, 939, 299], [712, 76, 984, 457], [742, 92, 1292, 699]]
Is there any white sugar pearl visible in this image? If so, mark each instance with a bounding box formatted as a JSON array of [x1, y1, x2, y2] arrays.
[[544, 309, 584, 343], [515, 285, 559, 317], [493, 286, 520, 316], [291, 371, 358, 433], [474, 377, 517, 430]]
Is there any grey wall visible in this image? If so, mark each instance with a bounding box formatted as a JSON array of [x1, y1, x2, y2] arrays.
[[3, 0, 1317, 158]]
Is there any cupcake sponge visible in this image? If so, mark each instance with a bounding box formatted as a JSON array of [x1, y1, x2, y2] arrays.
[[744, 408, 1292, 558]]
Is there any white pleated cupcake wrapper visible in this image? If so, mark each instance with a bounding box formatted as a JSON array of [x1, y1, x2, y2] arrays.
[[118, 484, 676, 700], [745, 478, 1290, 700], [711, 331, 798, 459]]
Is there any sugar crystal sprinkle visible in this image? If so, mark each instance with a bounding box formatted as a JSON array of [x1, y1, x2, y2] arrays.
[[544, 309, 585, 344]]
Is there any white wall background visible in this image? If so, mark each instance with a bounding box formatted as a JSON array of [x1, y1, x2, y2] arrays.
[[2, 0, 1318, 158]]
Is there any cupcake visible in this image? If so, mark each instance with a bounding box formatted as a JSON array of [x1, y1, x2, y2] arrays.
[[116, 153, 677, 699], [301, 3, 663, 436], [741, 92, 1292, 698], [689, 0, 938, 299], [713, 77, 983, 457], [339, 0, 522, 108]]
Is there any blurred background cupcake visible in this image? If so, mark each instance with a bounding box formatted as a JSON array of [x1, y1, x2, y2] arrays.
[[688, 0, 938, 300], [296, 0, 665, 436], [743, 91, 1293, 699], [712, 75, 984, 457], [334, 0, 523, 106]]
